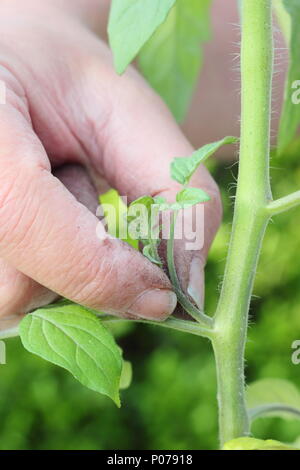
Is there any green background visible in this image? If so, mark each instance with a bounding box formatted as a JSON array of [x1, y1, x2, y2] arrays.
[[0, 153, 300, 450]]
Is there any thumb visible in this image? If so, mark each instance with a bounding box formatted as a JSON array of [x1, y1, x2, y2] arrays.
[[77, 63, 222, 310], [0, 105, 176, 321]]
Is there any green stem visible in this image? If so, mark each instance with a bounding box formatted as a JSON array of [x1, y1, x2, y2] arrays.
[[0, 313, 214, 341], [213, 0, 273, 446], [99, 315, 214, 339], [167, 212, 213, 327], [0, 326, 19, 340], [266, 191, 300, 215]]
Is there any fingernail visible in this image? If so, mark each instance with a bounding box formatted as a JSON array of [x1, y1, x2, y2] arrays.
[[187, 257, 205, 310], [127, 289, 177, 321]]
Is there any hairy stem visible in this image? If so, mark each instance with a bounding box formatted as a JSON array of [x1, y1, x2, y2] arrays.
[[266, 190, 300, 215], [213, 0, 273, 446]]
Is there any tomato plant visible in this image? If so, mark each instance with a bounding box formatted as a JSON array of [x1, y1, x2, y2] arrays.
[[1, 0, 300, 450]]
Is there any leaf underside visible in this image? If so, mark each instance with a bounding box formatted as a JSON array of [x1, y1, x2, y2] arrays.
[[19, 303, 123, 405], [174, 187, 210, 208], [171, 136, 238, 185], [139, 0, 212, 121], [108, 0, 176, 74]]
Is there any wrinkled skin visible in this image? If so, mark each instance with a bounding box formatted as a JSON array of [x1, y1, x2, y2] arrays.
[[0, 0, 284, 331]]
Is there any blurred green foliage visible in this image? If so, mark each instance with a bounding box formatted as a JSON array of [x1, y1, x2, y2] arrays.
[[0, 154, 299, 450]]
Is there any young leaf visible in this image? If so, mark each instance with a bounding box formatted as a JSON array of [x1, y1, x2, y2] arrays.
[[223, 437, 298, 451], [247, 378, 300, 422], [100, 189, 138, 249], [139, 0, 212, 121], [128, 196, 154, 216], [127, 196, 162, 265], [153, 196, 169, 211], [175, 187, 210, 208], [127, 196, 156, 241], [171, 136, 238, 185], [108, 0, 176, 74], [19, 303, 123, 406], [277, 0, 300, 154], [154, 189, 210, 212]]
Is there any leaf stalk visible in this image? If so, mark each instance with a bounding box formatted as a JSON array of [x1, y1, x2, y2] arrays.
[[266, 191, 300, 216]]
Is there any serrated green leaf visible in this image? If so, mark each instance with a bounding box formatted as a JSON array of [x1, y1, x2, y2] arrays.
[[223, 437, 298, 451], [120, 361, 133, 390], [100, 189, 138, 249], [145, 189, 210, 213], [139, 0, 212, 121], [247, 378, 300, 422], [108, 0, 176, 74], [19, 304, 123, 405], [171, 136, 238, 185], [278, 0, 300, 154], [127, 196, 162, 265], [127, 196, 155, 241]]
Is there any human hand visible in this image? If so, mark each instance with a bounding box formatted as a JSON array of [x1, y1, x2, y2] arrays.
[[0, 0, 221, 332]]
